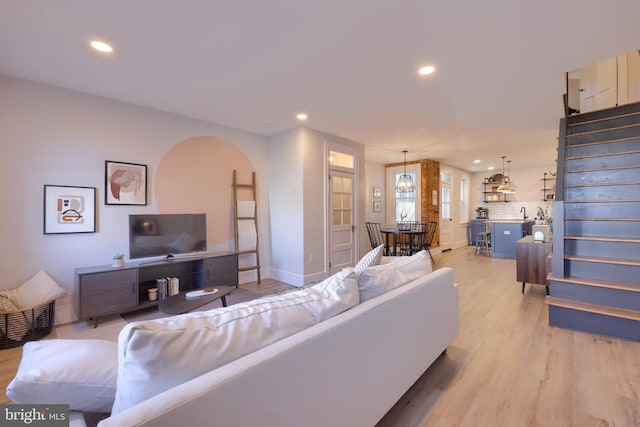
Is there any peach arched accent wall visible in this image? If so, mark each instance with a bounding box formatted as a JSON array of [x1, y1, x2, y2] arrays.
[[155, 136, 255, 246]]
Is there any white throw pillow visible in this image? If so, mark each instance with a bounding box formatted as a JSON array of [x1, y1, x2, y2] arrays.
[[354, 245, 384, 273], [269, 267, 359, 322], [112, 294, 319, 414], [356, 250, 433, 302], [11, 270, 67, 309], [6, 339, 118, 413]]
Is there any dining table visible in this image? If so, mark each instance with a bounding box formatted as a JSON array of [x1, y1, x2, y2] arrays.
[[380, 226, 425, 256]]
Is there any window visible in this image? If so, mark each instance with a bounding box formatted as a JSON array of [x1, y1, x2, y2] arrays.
[[460, 176, 469, 223], [440, 172, 451, 220], [329, 150, 354, 169], [395, 173, 416, 222]]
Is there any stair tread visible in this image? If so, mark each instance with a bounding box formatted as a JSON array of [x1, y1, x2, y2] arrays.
[[545, 296, 640, 321], [565, 150, 640, 161], [566, 217, 640, 221], [567, 111, 640, 127], [549, 275, 640, 292], [564, 236, 640, 243], [566, 165, 640, 174], [564, 200, 640, 204], [565, 135, 640, 148], [565, 254, 640, 266], [564, 181, 640, 188], [566, 122, 640, 138]]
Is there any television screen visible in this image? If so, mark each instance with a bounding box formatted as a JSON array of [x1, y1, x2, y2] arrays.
[[129, 214, 207, 259]]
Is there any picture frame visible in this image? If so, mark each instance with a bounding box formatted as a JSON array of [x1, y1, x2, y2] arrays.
[[373, 186, 382, 199], [373, 200, 382, 212], [44, 185, 96, 234], [105, 160, 147, 205]]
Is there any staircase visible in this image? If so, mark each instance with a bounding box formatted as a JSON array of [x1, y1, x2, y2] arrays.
[[546, 101, 640, 342]]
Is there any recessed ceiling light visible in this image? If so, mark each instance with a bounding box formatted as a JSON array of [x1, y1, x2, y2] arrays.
[[418, 65, 435, 76], [488, 166, 495, 170], [90, 40, 113, 53], [473, 159, 481, 163], [296, 113, 308, 120]]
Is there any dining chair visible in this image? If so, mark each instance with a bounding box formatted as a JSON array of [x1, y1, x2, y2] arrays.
[[365, 222, 387, 254], [421, 221, 438, 264], [397, 221, 420, 256]]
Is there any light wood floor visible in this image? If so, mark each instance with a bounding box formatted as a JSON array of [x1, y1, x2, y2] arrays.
[[378, 247, 640, 427], [1, 248, 639, 426]]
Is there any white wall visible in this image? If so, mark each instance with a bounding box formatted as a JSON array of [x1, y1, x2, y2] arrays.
[[470, 163, 557, 231], [471, 163, 557, 208], [267, 128, 305, 284], [363, 161, 385, 255], [0, 74, 272, 323], [268, 127, 365, 286]]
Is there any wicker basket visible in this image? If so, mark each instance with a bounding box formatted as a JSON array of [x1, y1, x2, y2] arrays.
[[0, 299, 55, 349]]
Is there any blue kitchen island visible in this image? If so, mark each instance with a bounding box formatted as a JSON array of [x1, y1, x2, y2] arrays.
[[490, 220, 534, 258]]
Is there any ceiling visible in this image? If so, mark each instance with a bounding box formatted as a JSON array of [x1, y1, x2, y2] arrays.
[[2, 1, 639, 173]]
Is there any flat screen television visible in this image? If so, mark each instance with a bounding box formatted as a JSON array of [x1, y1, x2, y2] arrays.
[[129, 213, 207, 259]]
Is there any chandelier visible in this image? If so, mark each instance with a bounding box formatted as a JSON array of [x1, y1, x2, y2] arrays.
[[497, 156, 516, 193], [396, 150, 416, 193]]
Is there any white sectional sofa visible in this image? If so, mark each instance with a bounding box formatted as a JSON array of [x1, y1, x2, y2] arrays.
[[8, 250, 459, 427]]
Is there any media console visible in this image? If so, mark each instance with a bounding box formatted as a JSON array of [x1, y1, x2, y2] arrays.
[[74, 252, 238, 325]]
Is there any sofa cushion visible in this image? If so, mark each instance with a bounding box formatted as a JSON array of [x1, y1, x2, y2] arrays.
[[354, 244, 384, 272], [112, 293, 320, 414], [356, 250, 433, 302], [6, 339, 118, 413]]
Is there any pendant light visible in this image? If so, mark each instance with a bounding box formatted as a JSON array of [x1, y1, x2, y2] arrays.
[[497, 156, 516, 193], [396, 150, 416, 193]]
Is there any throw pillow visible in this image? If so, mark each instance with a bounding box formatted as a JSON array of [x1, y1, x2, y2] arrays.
[[6, 339, 118, 413], [266, 267, 359, 322], [356, 250, 433, 302], [112, 294, 319, 414], [11, 270, 68, 309], [354, 244, 384, 273]]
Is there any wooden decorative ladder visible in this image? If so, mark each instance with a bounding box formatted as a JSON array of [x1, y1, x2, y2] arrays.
[[547, 101, 640, 342], [233, 170, 261, 284]]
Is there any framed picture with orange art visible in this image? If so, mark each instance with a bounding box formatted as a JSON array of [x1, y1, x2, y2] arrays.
[[105, 160, 147, 205], [44, 185, 96, 234]]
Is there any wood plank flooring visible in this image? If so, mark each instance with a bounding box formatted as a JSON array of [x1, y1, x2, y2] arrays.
[[377, 247, 640, 427], [1, 248, 639, 426]]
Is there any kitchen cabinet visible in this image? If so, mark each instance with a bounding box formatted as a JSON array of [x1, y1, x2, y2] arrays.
[[490, 222, 525, 258]]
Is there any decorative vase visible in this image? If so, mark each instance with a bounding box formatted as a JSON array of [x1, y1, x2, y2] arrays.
[[112, 258, 125, 268]]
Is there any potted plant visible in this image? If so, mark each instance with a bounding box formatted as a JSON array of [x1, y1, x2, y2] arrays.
[[112, 253, 125, 268]]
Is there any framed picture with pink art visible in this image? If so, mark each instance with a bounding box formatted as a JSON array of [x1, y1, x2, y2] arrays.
[[105, 160, 147, 205], [44, 185, 96, 234]]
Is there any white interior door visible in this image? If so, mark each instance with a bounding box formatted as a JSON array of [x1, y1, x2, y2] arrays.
[[329, 170, 355, 275], [440, 177, 453, 251]]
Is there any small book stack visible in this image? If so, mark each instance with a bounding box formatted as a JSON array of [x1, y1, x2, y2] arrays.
[[155, 277, 180, 300]]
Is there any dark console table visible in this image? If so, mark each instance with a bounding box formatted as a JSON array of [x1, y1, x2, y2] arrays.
[[74, 252, 238, 325], [516, 236, 552, 295]]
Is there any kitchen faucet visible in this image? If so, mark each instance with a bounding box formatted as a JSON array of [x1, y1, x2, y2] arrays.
[[520, 206, 527, 220]]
